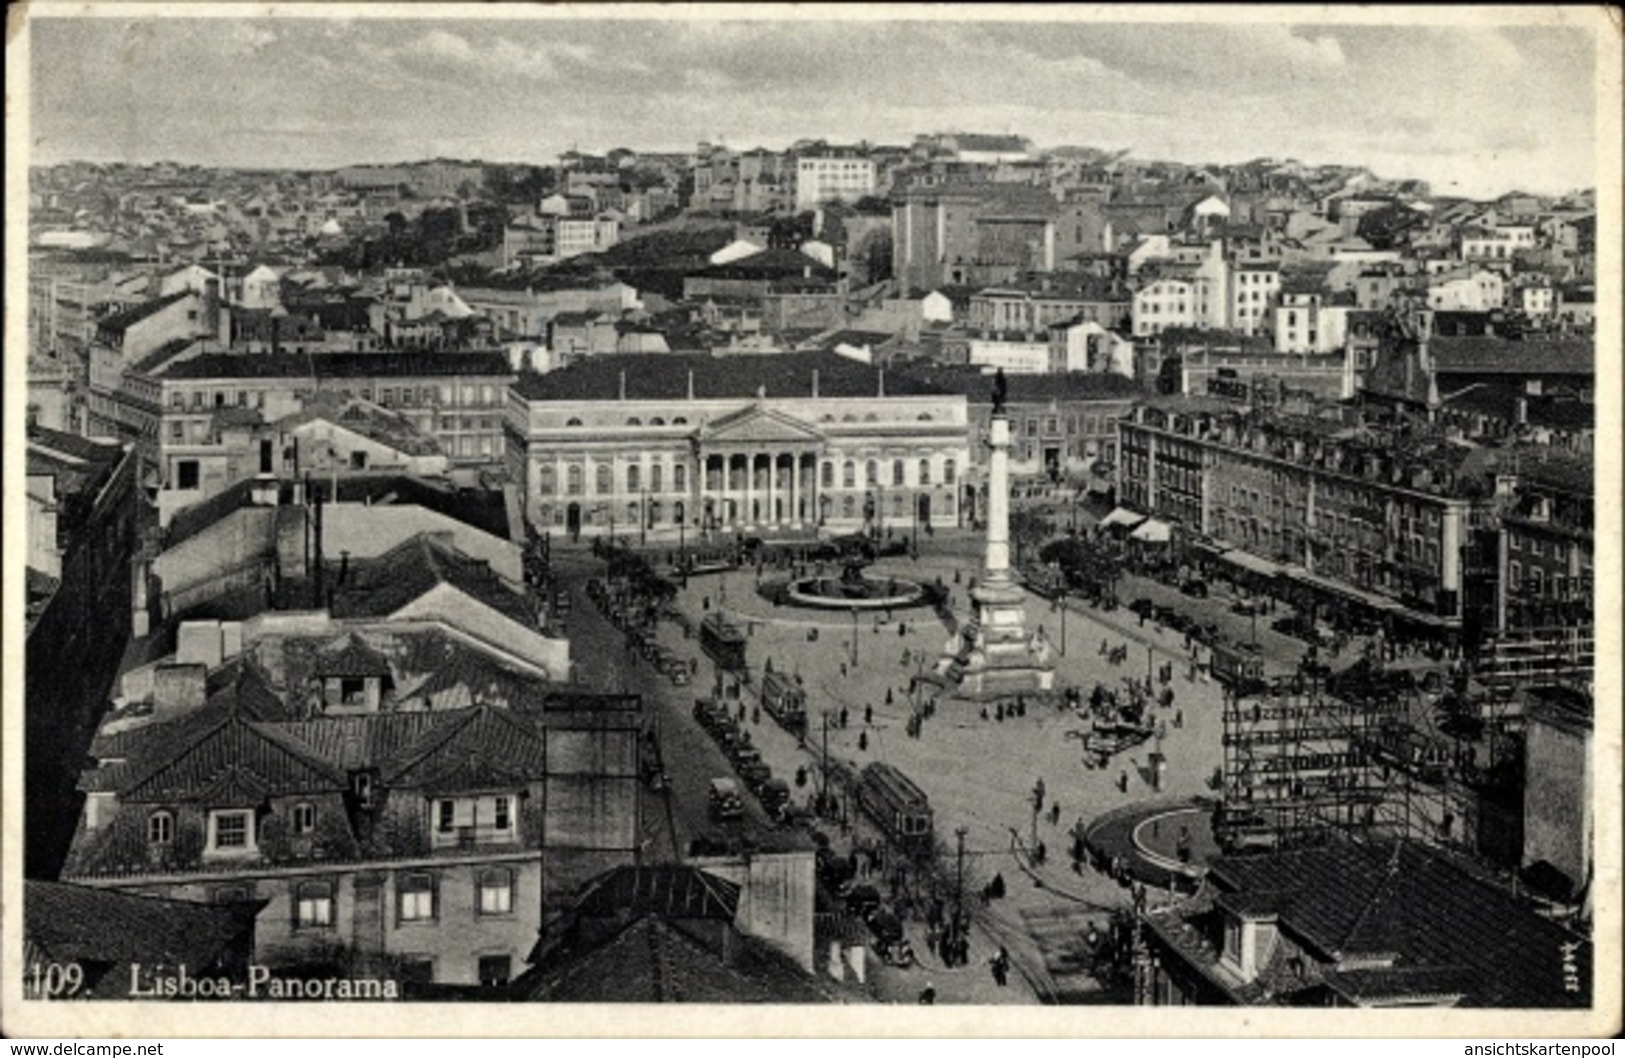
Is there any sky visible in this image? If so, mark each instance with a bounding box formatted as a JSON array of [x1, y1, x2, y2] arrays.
[[24, 9, 1605, 200]]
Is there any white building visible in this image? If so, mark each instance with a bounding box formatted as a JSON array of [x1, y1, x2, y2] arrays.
[[795, 155, 876, 209], [1460, 225, 1536, 262], [239, 265, 283, 310], [1271, 292, 1352, 354], [506, 351, 970, 538], [1231, 263, 1280, 337], [1427, 269, 1506, 312]]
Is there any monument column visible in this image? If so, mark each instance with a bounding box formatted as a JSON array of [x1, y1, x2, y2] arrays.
[[984, 415, 1013, 585], [946, 369, 1055, 696]]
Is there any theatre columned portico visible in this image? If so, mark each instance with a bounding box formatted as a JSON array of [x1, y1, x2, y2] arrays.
[[506, 351, 972, 541], [693, 405, 825, 532]]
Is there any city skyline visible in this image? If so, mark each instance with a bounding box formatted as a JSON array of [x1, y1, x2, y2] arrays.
[[27, 10, 1602, 200]]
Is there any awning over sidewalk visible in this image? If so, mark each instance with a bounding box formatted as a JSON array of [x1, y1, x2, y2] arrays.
[[1130, 518, 1173, 543], [1098, 506, 1147, 530], [1282, 565, 1404, 614], [1220, 549, 1283, 578]]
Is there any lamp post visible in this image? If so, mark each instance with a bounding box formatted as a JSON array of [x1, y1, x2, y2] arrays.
[[911, 490, 920, 555], [640, 488, 648, 547], [850, 605, 859, 667], [954, 826, 969, 917]]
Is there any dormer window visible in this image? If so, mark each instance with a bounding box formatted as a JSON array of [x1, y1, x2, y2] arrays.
[[148, 810, 174, 845], [291, 802, 316, 835], [207, 809, 256, 856]]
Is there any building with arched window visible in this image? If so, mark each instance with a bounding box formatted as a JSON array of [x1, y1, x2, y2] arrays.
[[507, 351, 970, 539]]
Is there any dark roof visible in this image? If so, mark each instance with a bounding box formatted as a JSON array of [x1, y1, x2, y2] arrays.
[[129, 336, 203, 374], [573, 865, 740, 921], [70, 699, 586, 878], [518, 915, 836, 1003], [26, 426, 127, 502], [329, 534, 533, 625], [953, 133, 1030, 153], [1206, 840, 1590, 1007], [382, 706, 548, 790], [25, 882, 263, 998], [119, 712, 348, 803], [1429, 336, 1593, 377], [1509, 446, 1594, 496], [823, 329, 898, 348], [901, 366, 1145, 403], [27, 424, 125, 469], [153, 350, 513, 381], [513, 350, 949, 402], [1320, 965, 1480, 1006], [96, 291, 192, 337]]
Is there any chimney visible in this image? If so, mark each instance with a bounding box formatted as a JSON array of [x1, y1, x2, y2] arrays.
[[202, 278, 221, 339], [877, 368, 885, 398], [686, 369, 695, 401], [619, 369, 627, 401], [812, 368, 819, 398], [153, 663, 208, 712]]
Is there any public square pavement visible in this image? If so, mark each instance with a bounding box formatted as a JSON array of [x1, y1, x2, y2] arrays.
[[545, 524, 1382, 1002], [642, 530, 1246, 1003]]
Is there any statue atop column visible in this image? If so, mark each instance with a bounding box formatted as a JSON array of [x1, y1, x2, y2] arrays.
[[992, 367, 1008, 417]]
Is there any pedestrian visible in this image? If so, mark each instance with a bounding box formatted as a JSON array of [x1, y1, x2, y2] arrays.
[[900, 622, 907, 637], [918, 982, 936, 1005], [840, 706, 849, 728], [990, 947, 1010, 987], [995, 703, 1004, 722], [980, 707, 989, 721], [1049, 802, 1061, 826], [1174, 709, 1183, 729], [1118, 770, 1129, 793], [840, 661, 847, 677], [858, 731, 868, 752], [866, 703, 875, 724]]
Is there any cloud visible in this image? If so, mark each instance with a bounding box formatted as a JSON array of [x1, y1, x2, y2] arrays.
[[407, 28, 476, 62], [683, 68, 737, 90]]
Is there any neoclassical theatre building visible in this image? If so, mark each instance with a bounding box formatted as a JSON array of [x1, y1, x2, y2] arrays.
[[506, 351, 971, 540]]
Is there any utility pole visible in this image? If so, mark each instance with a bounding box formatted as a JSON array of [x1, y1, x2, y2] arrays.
[[955, 826, 968, 916], [820, 710, 830, 809]]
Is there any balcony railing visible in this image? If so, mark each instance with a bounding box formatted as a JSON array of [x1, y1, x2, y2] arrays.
[[432, 823, 517, 849]]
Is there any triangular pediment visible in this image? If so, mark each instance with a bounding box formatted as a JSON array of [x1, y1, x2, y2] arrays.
[[697, 404, 824, 445]]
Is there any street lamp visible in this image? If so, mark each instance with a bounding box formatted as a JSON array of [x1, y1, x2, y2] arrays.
[[850, 605, 859, 667], [911, 489, 920, 556], [640, 488, 648, 547]]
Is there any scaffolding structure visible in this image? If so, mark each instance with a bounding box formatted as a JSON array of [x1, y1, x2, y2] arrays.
[[1212, 661, 1499, 856]]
